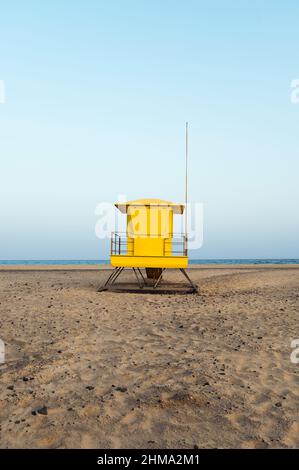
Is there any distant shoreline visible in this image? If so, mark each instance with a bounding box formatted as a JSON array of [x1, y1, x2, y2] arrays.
[[0, 259, 298, 267], [1, 263, 299, 271]]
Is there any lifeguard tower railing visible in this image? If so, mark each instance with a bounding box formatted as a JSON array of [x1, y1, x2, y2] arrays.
[[111, 232, 188, 257]]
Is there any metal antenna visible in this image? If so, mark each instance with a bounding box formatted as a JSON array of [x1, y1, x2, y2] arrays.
[[185, 122, 188, 254]]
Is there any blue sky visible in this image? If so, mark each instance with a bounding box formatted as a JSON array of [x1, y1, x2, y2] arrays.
[[0, 0, 298, 259]]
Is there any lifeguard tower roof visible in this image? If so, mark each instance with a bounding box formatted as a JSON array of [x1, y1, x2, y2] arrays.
[[115, 198, 185, 214]]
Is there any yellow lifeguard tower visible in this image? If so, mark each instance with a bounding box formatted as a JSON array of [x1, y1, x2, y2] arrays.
[[99, 123, 198, 292], [100, 198, 198, 292]]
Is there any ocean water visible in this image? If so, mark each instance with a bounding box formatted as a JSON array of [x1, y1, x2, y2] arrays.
[[0, 259, 298, 265]]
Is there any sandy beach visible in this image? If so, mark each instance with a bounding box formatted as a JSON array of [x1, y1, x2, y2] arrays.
[[0, 265, 298, 449]]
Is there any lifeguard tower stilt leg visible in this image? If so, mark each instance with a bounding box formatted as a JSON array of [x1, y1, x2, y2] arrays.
[[132, 268, 144, 288], [179, 268, 199, 293], [137, 268, 146, 283], [153, 268, 165, 288], [98, 267, 124, 291]]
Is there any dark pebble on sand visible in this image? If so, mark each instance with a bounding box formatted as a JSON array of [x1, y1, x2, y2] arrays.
[[23, 376, 33, 382], [32, 406, 48, 416]]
